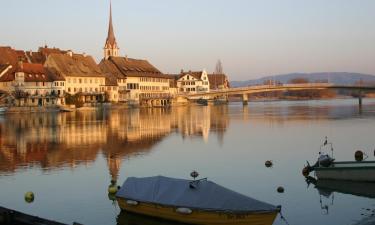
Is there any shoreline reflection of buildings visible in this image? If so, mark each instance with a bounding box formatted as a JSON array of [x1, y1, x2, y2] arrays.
[[0, 106, 229, 180]]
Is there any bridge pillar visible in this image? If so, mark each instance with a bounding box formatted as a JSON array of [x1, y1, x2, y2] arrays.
[[358, 91, 363, 109], [242, 94, 248, 106]]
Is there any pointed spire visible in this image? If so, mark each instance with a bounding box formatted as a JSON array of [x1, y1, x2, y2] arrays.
[[104, 0, 119, 59], [106, 0, 117, 47]]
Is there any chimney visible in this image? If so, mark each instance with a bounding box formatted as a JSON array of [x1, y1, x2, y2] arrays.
[[125, 55, 128, 61], [180, 69, 184, 74]]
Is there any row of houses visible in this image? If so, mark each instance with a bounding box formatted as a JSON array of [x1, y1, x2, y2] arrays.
[[0, 3, 229, 108], [0, 46, 229, 107]]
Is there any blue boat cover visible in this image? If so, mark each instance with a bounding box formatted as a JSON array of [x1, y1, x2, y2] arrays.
[[117, 176, 278, 213]]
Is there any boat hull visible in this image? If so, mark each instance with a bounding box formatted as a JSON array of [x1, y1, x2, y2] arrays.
[[117, 198, 278, 225], [315, 161, 375, 182]]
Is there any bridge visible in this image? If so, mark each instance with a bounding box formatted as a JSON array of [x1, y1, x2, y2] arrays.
[[180, 83, 375, 106]]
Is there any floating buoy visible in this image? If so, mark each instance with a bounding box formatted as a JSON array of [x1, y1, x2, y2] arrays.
[[265, 160, 273, 168], [108, 180, 119, 194], [302, 167, 310, 177], [24, 192, 34, 203], [277, 187, 285, 193], [108, 185, 119, 194], [190, 171, 199, 180], [355, 150, 364, 162]]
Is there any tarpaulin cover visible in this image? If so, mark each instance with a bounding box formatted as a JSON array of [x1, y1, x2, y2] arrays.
[[117, 176, 278, 213]]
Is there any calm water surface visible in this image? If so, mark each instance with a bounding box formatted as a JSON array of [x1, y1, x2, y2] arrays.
[[1, 99, 375, 225]]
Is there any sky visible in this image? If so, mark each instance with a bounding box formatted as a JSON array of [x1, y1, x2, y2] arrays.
[[1, 0, 375, 80]]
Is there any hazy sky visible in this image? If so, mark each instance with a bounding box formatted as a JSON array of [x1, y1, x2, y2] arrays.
[[1, 0, 375, 80]]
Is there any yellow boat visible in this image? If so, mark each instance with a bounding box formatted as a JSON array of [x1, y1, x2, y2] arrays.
[[116, 176, 279, 225]]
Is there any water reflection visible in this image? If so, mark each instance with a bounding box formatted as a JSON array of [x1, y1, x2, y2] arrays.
[[0, 106, 229, 179], [0, 99, 374, 225], [1, 100, 374, 180], [306, 176, 375, 221]]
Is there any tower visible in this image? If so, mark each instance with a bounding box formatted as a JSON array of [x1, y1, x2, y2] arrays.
[[104, 0, 119, 59]]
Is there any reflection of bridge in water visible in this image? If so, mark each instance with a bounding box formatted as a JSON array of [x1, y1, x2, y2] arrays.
[[182, 83, 375, 106]]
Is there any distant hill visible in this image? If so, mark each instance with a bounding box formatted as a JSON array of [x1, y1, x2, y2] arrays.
[[231, 72, 375, 87]]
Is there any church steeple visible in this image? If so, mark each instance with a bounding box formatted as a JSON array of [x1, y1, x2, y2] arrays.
[[104, 0, 119, 59]]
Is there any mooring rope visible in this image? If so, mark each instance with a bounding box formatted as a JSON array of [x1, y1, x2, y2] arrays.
[[279, 210, 291, 225]]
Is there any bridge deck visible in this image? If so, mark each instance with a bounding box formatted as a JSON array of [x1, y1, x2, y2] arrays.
[[180, 83, 375, 98]]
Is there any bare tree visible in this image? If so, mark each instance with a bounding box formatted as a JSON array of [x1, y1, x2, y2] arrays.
[[215, 60, 223, 74]]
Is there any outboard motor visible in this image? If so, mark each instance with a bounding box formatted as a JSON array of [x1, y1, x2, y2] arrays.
[[318, 153, 334, 167]]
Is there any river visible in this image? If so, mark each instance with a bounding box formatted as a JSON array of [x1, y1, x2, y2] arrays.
[[0, 98, 375, 225]]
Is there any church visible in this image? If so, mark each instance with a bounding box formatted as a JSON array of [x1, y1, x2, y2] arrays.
[[99, 1, 173, 107]]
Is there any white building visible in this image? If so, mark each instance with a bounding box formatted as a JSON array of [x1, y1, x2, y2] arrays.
[[174, 70, 210, 94]]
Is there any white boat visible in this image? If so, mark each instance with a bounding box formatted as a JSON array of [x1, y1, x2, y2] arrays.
[[314, 161, 375, 182], [303, 138, 375, 182]]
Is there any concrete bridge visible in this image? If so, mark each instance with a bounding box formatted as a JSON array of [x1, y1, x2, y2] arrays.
[[180, 83, 375, 106]]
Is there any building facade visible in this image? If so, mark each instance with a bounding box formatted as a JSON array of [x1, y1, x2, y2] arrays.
[[45, 52, 106, 104], [0, 47, 65, 106], [171, 70, 210, 94]]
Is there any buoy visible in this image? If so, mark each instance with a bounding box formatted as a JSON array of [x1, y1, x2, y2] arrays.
[[24, 192, 34, 203], [108, 180, 119, 194], [277, 187, 285, 193], [190, 171, 199, 180], [355, 150, 364, 162], [265, 160, 273, 168], [302, 167, 310, 177]]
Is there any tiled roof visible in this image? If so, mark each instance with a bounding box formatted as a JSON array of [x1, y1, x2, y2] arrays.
[[172, 71, 204, 80], [26, 47, 67, 64], [0, 47, 23, 68], [0, 64, 10, 74], [100, 56, 170, 79], [99, 59, 125, 79], [0, 47, 21, 82], [47, 53, 105, 77], [0, 62, 65, 83]]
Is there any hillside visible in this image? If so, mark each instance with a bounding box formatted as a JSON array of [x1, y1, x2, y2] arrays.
[[231, 72, 375, 87]]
